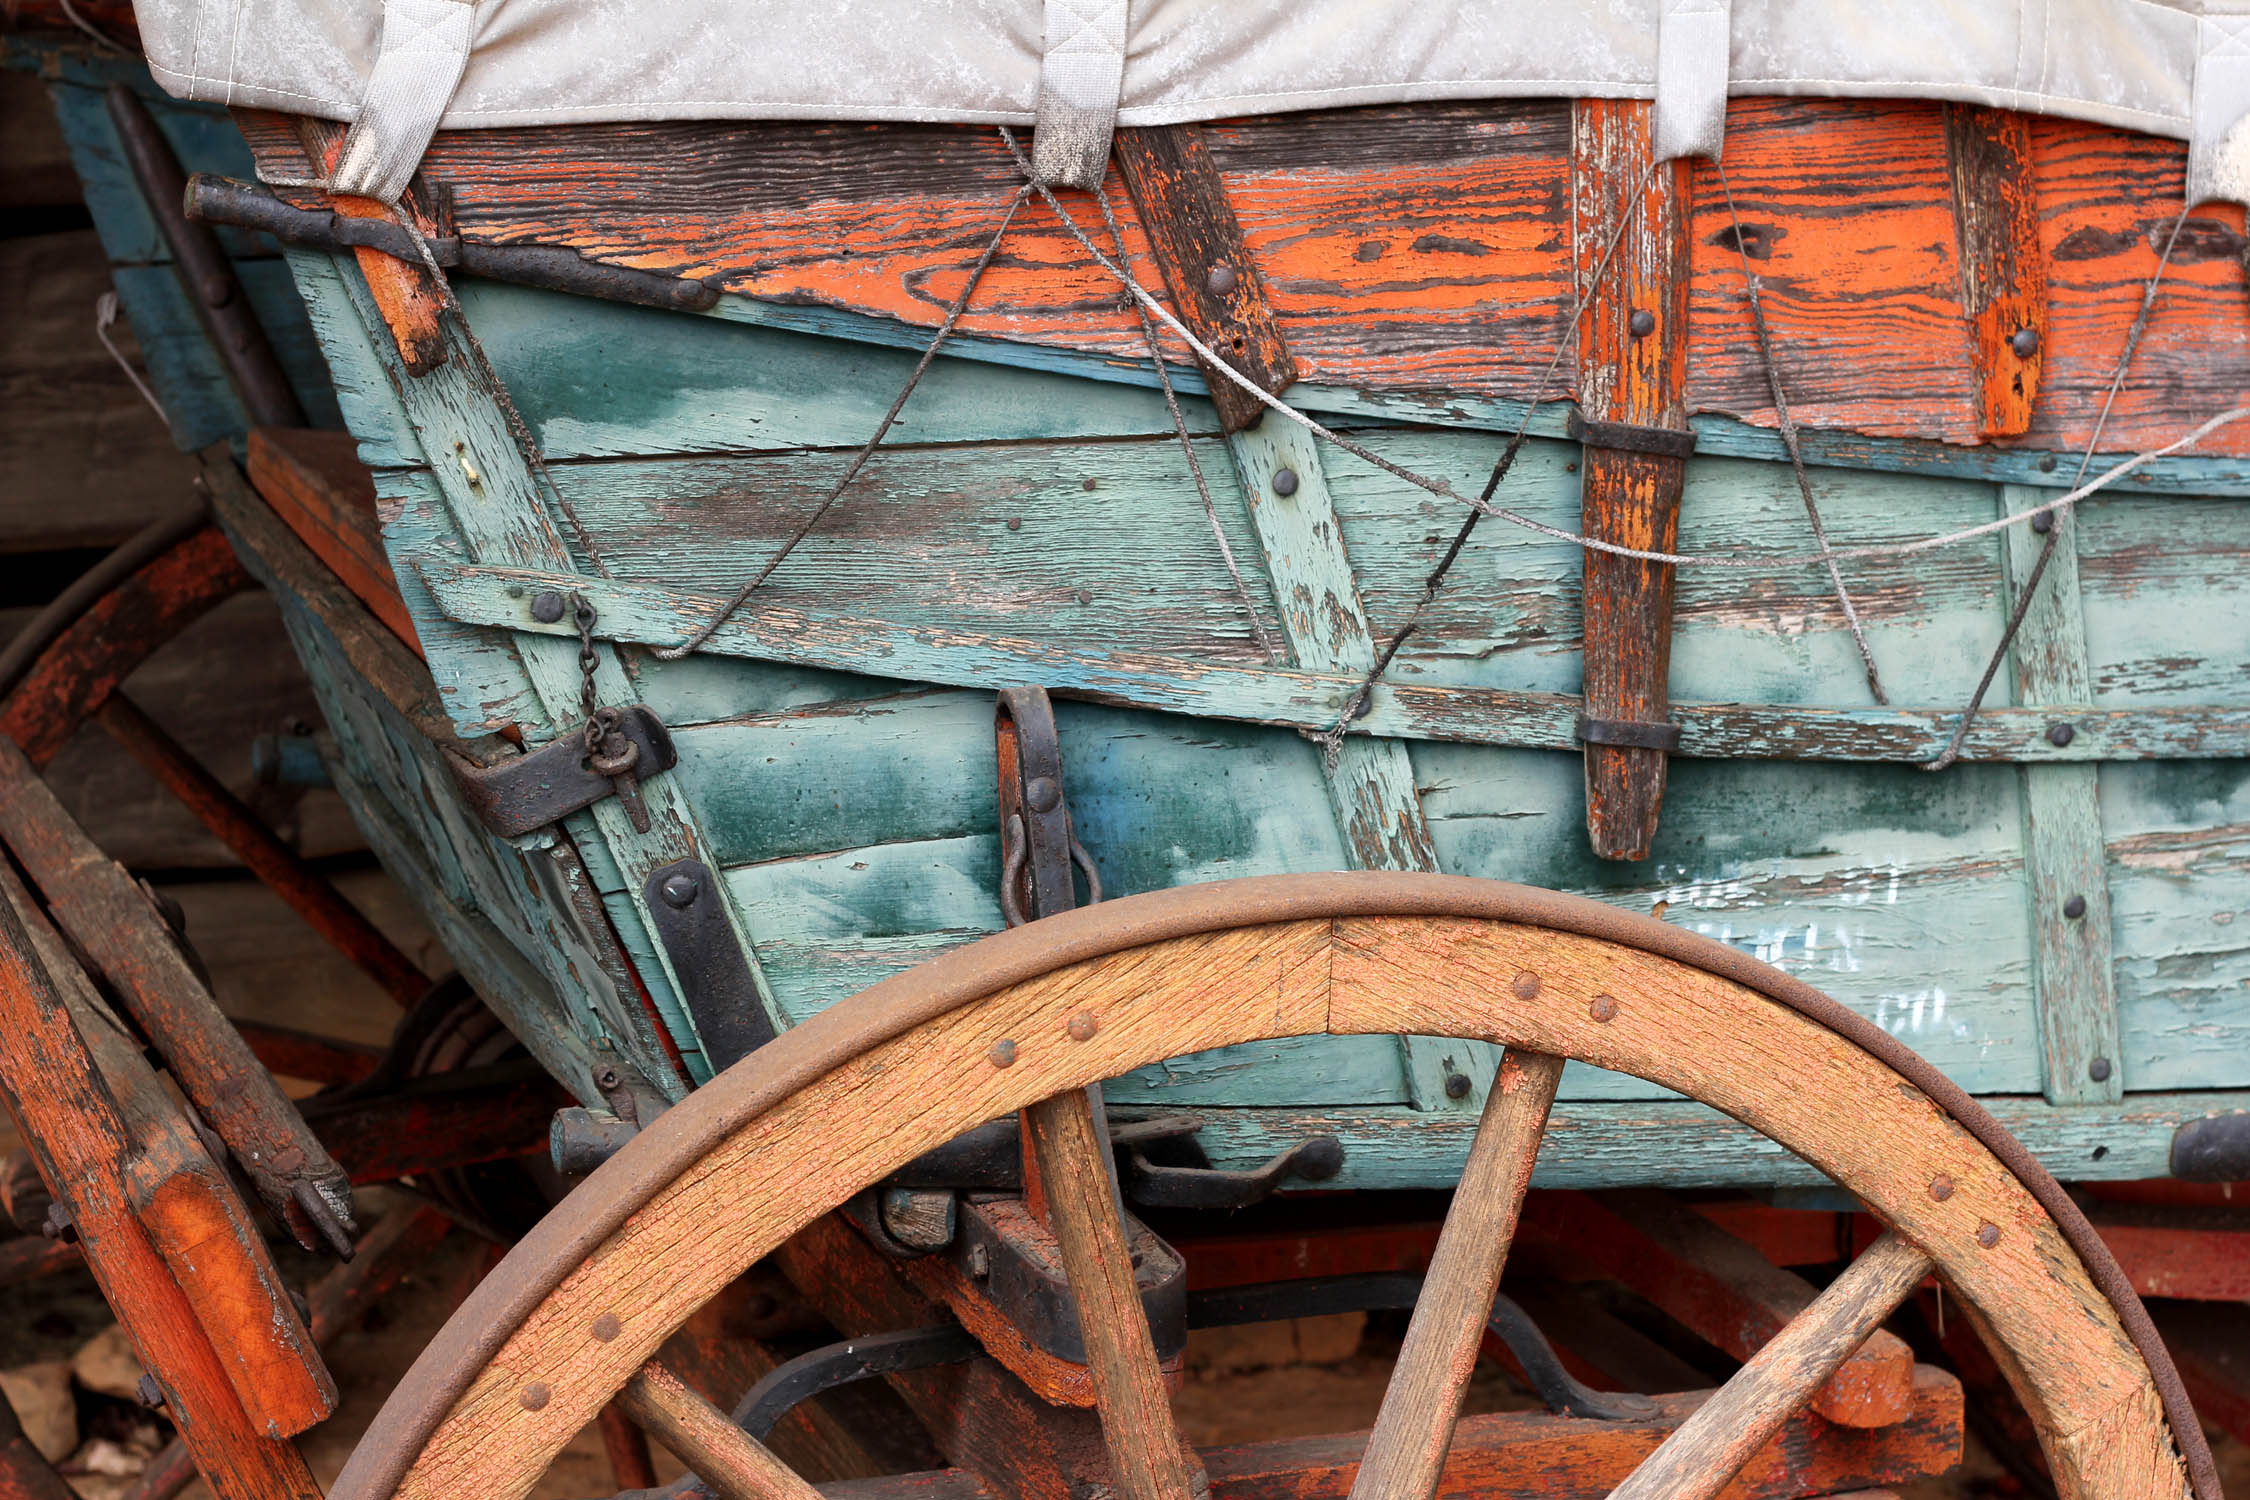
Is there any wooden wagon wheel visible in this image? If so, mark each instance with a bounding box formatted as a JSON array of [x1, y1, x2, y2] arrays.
[[330, 873, 2220, 1500]]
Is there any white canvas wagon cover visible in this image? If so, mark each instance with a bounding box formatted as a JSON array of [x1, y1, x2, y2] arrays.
[[135, 0, 2250, 206]]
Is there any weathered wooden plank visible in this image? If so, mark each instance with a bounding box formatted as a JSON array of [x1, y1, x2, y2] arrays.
[[1179, 1091, 2242, 1190], [110, 260, 343, 453], [2001, 487, 2121, 1105], [428, 561, 2250, 765], [237, 96, 2250, 460]]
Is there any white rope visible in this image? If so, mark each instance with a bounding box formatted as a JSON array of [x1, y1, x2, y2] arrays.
[[93, 292, 167, 427]]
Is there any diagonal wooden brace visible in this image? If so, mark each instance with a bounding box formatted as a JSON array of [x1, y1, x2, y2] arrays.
[[1572, 101, 1695, 862]]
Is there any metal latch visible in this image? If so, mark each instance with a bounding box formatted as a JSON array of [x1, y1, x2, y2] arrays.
[[448, 705, 677, 838]]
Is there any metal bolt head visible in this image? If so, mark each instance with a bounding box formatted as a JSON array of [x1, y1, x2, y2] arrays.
[[987, 1039, 1017, 1068], [1928, 1174, 1954, 1202], [1628, 308, 1656, 338], [1444, 1071, 1472, 1099], [594, 1067, 622, 1091], [1066, 1010, 1099, 1041], [136, 1374, 165, 1409], [2038, 454, 2058, 473], [659, 872, 701, 908], [1511, 970, 1542, 1001], [2089, 1056, 2112, 1083], [2031, 510, 2054, 534], [40, 1204, 74, 1244], [2047, 720, 2075, 747], [1272, 467, 1300, 498], [520, 1382, 551, 1411], [592, 1312, 621, 1342], [1588, 994, 1618, 1023], [967, 1243, 990, 1280], [1976, 1222, 2001, 1249], [1026, 776, 1062, 813], [531, 590, 567, 624], [2010, 326, 2040, 358], [2062, 894, 2088, 921], [1205, 264, 1239, 296]]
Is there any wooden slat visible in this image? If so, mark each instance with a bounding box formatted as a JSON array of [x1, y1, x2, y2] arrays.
[[1572, 100, 1692, 861], [1112, 124, 1297, 433], [1945, 106, 2047, 440], [1348, 1048, 1563, 1500], [429, 559, 2250, 765], [2001, 487, 2121, 1106], [1604, 1232, 1936, 1500], [246, 426, 420, 651], [1023, 1087, 1202, 1500], [616, 1361, 823, 1500]]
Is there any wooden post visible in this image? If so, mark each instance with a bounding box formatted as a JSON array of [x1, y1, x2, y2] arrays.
[[1572, 100, 1693, 862], [1945, 106, 2047, 440]]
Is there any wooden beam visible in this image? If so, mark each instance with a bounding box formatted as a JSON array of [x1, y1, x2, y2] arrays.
[[1605, 1233, 1936, 1500], [1572, 100, 1693, 862], [246, 426, 421, 652], [1349, 1049, 1563, 1500]]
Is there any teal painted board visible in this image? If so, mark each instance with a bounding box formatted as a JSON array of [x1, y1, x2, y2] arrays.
[[1183, 1091, 2233, 1191], [2077, 491, 2250, 706], [110, 261, 343, 453]]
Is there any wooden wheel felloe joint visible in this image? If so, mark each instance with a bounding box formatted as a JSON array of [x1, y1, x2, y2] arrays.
[[329, 873, 2217, 1500]]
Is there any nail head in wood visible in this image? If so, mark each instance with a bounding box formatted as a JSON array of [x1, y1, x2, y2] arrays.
[[1511, 970, 1542, 1001], [1928, 1174, 1954, 1201], [2047, 720, 2075, 747], [531, 590, 566, 624], [987, 1039, 1017, 1068], [2032, 510, 2054, 533], [2010, 326, 2040, 357], [1629, 308, 1656, 337], [2089, 1056, 2112, 1082], [1977, 1222, 2001, 1248], [1205, 265, 1238, 295], [1066, 1011, 1099, 1041], [1443, 1068, 1472, 1099], [592, 1313, 621, 1342], [2063, 894, 2087, 920], [1589, 994, 1618, 1023], [1271, 467, 1299, 497], [520, 1382, 551, 1411]]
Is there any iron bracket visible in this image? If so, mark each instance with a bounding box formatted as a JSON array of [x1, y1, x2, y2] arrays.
[[1575, 715, 1684, 752], [2172, 1111, 2250, 1181], [950, 1195, 1188, 1366], [1567, 411, 1699, 459], [641, 858, 776, 1072], [447, 705, 676, 838]]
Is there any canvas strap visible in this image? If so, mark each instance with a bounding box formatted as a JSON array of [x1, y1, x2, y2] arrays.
[[2189, 4, 2250, 207], [330, 0, 476, 203], [1031, 0, 1128, 189], [1654, 0, 1730, 162]]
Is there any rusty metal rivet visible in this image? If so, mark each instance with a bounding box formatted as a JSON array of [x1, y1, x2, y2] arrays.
[[2038, 454, 2058, 472], [1589, 995, 1618, 1023], [520, 1382, 551, 1411], [1443, 1069, 1472, 1099], [2010, 326, 2040, 358], [1511, 970, 1541, 1001], [1628, 308, 1656, 338], [2047, 720, 2075, 747], [1026, 776, 1061, 813], [2031, 510, 2054, 534], [1976, 1222, 2001, 1248], [660, 872, 700, 908], [1066, 1011, 1099, 1041], [1928, 1174, 1954, 1202], [592, 1313, 621, 1342], [1006, 517, 1022, 531], [531, 590, 566, 624], [1206, 264, 1238, 295], [1272, 467, 1300, 497], [2063, 894, 2088, 921], [2089, 1056, 2112, 1082], [987, 1039, 1017, 1068]]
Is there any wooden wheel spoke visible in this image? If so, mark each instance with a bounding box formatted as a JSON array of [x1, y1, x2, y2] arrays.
[[1349, 1047, 1567, 1500], [1023, 1086, 1204, 1500], [1604, 1231, 1936, 1500], [614, 1361, 820, 1500]]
